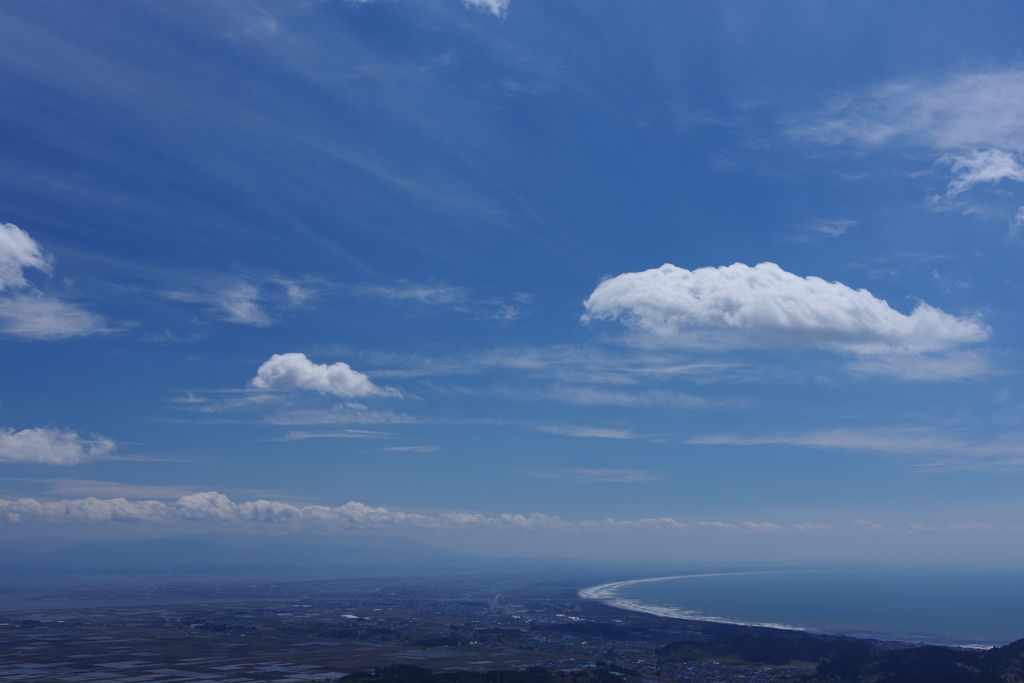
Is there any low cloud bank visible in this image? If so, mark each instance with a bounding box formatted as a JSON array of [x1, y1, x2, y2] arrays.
[[583, 262, 987, 355], [2, 492, 1019, 537], [0, 492, 682, 530]]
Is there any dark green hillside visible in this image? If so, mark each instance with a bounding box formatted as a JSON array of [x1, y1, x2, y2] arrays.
[[656, 634, 1024, 682]]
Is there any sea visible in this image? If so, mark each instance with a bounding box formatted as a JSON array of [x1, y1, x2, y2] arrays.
[[579, 566, 1024, 649]]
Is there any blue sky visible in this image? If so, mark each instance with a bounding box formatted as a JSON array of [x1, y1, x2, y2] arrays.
[[3, 0, 1024, 564]]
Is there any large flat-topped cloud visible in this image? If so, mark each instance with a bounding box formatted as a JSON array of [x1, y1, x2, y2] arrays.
[[583, 262, 988, 354]]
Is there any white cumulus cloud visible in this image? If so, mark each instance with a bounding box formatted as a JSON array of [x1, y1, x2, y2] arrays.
[[0, 223, 51, 290], [251, 353, 400, 398], [0, 223, 107, 339], [582, 262, 988, 355], [0, 427, 116, 465]]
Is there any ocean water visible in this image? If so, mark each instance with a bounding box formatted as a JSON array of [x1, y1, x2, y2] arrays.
[[580, 566, 1024, 648]]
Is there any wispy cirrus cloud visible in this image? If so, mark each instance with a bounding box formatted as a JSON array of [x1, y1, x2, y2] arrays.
[[1011, 207, 1024, 239], [269, 429, 392, 442], [163, 275, 321, 326], [689, 427, 1024, 469], [39, 479, 201, 500], [463, 0, 510, 18], [264, 407, 427, 426], [348, 280, 529, 322], [848, 350, 993, 381], [696, 520, 785, 534], [808, 219, 857, 237], [536, 425, 641, 440], [793, 69, 1024, 151], [794, 69, 1024, 221], [526, 468, 663, 483], [541, 386, 709, 408], [353, 281, 466, 305], [941, 149, 1024, 197]]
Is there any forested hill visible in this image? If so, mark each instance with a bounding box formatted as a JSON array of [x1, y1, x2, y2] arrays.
[[657, 633, 1024, 682]]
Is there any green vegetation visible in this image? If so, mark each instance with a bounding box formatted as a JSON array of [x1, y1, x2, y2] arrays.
[[348, 665, 625, 683], [657, 634, 1024, 682]]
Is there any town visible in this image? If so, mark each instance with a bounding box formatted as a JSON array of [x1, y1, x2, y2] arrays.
[[0, 575, 836, 683]]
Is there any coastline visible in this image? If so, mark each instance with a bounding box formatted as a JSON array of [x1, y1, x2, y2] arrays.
[[579, 571, 810, 633], [578, 572, 1000, 650]]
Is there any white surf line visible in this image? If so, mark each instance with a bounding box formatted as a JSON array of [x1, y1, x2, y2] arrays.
[[579, 570, 1004, 647], [578, 570, 816, 633]]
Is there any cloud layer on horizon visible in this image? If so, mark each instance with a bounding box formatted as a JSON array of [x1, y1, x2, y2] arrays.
[[1, 492, 1020, 540]]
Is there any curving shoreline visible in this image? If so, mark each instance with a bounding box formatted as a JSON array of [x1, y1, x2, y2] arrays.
[[578, 570, 808, 633], [577, 571, 999, 649]]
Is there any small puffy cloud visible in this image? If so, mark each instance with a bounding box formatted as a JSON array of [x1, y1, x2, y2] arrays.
[[0, 223, 108, 339], [0, 223, 51, 290], [796, 69, 1024, 151], [463, 0, 509, 18], [0, 427, 116, 465], [942, 149, 1024, 196], [583, 262, 988, 355], [251, 353, 399, 398]]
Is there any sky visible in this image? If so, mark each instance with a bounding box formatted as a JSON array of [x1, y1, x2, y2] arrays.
[[2, 0, 1024, 565]]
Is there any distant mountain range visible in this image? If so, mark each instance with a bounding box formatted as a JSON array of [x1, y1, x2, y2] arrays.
[[0, 532, 682, 580], [0, 533, 505, 577]]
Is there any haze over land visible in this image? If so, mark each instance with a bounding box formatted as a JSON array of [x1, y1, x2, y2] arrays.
[[3, 0, 1024, 566]]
